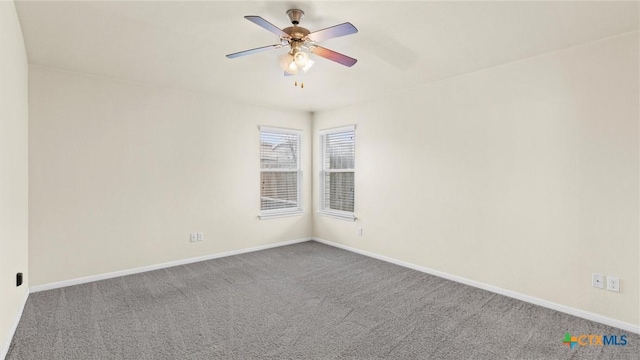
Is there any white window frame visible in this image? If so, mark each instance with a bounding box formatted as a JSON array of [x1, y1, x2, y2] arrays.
[[259, 126, 303, 220], [318, 125, 356, 221]]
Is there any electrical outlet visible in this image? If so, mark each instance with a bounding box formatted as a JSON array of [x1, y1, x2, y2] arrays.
[[197, 232, 203, 241], [190, 233, 197, 242], [592, 273, 604, 289], [357, 227, 363, 236], [607, 276, 620, 292]]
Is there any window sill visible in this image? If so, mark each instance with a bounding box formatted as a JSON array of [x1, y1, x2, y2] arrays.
[[259, 210, 304, 220], [317, 210, 356, 221]]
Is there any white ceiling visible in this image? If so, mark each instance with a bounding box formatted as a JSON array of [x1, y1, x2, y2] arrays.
[[15, 1, 639, 112]]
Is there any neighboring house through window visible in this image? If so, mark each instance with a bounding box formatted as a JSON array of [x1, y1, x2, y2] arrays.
[[319, 125, 356, 221], [259, 126, 302, 219]]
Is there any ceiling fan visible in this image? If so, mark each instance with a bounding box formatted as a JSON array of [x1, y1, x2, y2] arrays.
[[226, 9, 358, 77]]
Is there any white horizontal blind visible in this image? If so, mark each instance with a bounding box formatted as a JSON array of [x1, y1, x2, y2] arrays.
[[260, 127, 302, 215], [320, 127, 355, 215]]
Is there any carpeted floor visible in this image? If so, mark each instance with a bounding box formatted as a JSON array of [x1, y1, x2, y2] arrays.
[[6, 241, 639, 359]]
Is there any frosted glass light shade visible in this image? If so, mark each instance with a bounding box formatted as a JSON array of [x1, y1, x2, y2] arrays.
[[293, 50, 309, 68], [278, 53, 299, 74], [278, 51, 314, 75]]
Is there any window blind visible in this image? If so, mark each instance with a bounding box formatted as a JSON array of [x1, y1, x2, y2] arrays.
[[260, 128, 302, 217], [320, 126, 355, 218]]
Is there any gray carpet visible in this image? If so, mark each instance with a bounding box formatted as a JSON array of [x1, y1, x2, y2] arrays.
[[6, 241, 639, 359]]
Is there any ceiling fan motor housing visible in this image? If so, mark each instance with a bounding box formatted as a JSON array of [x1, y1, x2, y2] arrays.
[[283, 26, 310, 42]]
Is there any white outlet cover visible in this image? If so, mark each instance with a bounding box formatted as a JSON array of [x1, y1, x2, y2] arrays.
[[197, 232, 203, 241], [190, 233, 197, 242], [592, 273, 604, 289], [607, 276, 620, 292]]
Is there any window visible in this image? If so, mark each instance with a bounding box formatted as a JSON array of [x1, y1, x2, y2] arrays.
[[319, 126, 356, 221], [259, 126, 302, 219]]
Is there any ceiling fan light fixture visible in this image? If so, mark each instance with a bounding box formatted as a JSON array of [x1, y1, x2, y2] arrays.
[[278, 50, 314, 75], [278, 52, 299, 74], [293, 49, 309, 68]]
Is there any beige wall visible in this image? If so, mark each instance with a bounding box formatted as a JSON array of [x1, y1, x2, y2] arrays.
[[313, 32, 639, 326], [28, 66, 312, 286], [0, 0, 30, 354]]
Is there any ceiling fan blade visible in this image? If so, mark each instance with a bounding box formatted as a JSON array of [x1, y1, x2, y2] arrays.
[[307, 22, 358, 42], [244, 16, 288, 37], [310, 46, 357, 67], [226, 44, 281, 59]]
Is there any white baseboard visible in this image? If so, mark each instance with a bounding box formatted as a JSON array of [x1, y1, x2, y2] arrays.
[[312, 237, 640, 335], [1, 288, 30, 360], [30, 237, 312, 293]]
